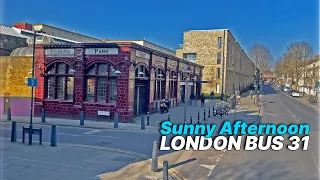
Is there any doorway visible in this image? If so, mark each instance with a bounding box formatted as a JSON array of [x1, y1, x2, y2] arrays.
[[134, 83, 147, 115]]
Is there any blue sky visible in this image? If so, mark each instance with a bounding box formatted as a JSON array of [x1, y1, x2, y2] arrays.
[[2, 0, 319, 64]]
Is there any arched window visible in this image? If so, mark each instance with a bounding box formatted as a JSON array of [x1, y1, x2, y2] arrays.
[[154, 68, 165, 100], [85, 63, 118, 103], [46, 62, 74, 100], [169, 71, 177, 98], [135, 65, 149, 78]]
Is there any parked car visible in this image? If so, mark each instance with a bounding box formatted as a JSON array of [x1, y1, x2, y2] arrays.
[[286, 89, 293, 95], [283, 87, 290, 92], [291, 90, 302, 98]]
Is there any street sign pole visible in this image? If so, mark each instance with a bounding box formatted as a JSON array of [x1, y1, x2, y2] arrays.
[[29, 30, 37, 145]]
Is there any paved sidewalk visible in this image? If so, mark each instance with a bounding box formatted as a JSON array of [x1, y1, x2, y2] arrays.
[[0, 138, 146, 180], [0, 115, 159, 133]]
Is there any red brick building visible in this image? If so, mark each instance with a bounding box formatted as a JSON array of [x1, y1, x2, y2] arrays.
[[33, 42, 203, 122]]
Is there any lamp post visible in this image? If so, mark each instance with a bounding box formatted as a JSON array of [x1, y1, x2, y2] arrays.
[[28, 29, 44, 145], [172, 75, 177, 99], [182, 70, 192, 124]]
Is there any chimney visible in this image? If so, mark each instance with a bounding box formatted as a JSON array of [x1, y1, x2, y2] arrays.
[[14, 22, 33, 31]]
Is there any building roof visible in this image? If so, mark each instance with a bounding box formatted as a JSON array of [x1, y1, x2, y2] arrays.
[[0, 25, 29, 38], [186, 29, 229, 32], [10, 47, 33, 56]]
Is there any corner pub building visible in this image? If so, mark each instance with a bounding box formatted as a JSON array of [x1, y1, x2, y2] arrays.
[[33, 42, 204, 122]]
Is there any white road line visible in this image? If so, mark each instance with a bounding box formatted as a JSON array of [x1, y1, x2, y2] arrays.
[[311, 152, 320, 173], [82, 129, 101, 135], [7, 156, 101, 171], [263, 112, 279, 116], [58, 132, 120, 139], [205, 149, 226, 179]]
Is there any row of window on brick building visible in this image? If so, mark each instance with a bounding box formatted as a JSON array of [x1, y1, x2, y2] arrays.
[[45, 62, 191, 103]]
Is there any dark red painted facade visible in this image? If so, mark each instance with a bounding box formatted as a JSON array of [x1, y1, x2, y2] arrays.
[[33, 43, 203, 122]]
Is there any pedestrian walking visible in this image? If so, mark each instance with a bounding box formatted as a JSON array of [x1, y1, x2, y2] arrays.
[[220, 92, 225, 102], [200, 93, 205, 107], [210, 91, 214, 100], [250, 89, 253, 99], [190, 92, 195, 106]]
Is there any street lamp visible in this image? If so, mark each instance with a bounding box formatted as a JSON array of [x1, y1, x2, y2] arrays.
[[182, 69, 192, 124], [28, 28, 45, 145]]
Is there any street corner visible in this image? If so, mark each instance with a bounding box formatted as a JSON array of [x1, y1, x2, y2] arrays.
[[98, 150, 185, 180], [1, 139, 149, 180]]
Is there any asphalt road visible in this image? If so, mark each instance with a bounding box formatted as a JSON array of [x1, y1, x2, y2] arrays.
[[0, 122, 177, 157], [209, 85, 320, 180]]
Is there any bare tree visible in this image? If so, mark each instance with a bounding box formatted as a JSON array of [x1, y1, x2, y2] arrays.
[[285, 41, 314, 90], [248, 43, 273, 72]]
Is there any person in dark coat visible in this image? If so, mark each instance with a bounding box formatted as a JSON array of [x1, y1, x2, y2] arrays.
[[200, 93, 205, 107], [190, 92, 195, 106], [210, 91, 215, 100], [220, 93, 225, 102]]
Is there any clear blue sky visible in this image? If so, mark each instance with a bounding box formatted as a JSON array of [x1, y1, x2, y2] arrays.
[[2, 0, 319, 64]]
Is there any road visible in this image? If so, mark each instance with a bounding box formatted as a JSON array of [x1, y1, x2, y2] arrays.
[[209, 85, 319, 180]]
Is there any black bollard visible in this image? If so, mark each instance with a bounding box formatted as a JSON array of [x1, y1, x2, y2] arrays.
[[11, 121, 16, 142], [51, 125, 57, 146], [198, 112, 200, 122], [147, 112, 150, 125], [41, 108, 46, 123], [208, 108, 211, 118], [80, 111, 84, 125], [114, 112, 119, 128], [141, 115, 145, 130], [213, 106, 215, 116], [204, 109, 206, 121], [168, 114, 171, 121], [163, 161, 169, 180], [197, 118, 200, 124], [190, 116, 193, 124], [7, 108, 11, 121]]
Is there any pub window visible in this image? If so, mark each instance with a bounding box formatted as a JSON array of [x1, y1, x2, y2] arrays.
[[169, 71, 177, 98], [85, 63, 118, 103], [45, 62, 74, 100], [154, 68, 165, 100]]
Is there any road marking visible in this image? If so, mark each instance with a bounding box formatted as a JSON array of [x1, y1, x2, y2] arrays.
[[82, 130, 101, 135], [263, 112, 279, 117], [58, 133, 120, 139], [311, 152, 320, 173], [7, 156, 101, 171], [205, 149, 226, 179], [200, 164, 216, 177]]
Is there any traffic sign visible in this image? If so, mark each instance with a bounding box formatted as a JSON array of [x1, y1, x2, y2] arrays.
[[27, 78, 38, 87]]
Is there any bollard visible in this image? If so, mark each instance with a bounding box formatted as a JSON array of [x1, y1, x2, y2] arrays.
[[51, 125, 57, 146], [152, 141, 158, 172], [208, 108, 211, 118], [190, 116, 193, 124], [213, 106, 215, 116], [7, 108, 11, 121], [197, 112, 200, 122], [204, 109, 206, 121], [114, 112, 119, 128], [141, 115, 145, 130], [11, 121, 16, 142], [163, 161, 169, 180], [41, 108, 46, 123], [147, 112, 150, 125], [80, 111, 84, 126], [168, 114, 171, 121], [197, 118, 200, 124]]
